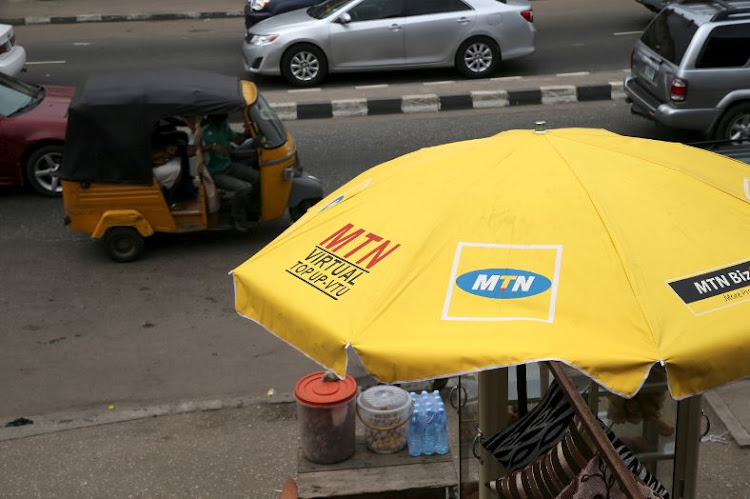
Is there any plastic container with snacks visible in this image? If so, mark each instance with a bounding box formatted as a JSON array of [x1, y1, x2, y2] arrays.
[[357, 385, 413, 454], [294, 371, 358, 464]]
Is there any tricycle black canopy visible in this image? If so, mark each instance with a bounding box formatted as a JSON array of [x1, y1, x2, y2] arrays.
[[62, 69, 246, 186]]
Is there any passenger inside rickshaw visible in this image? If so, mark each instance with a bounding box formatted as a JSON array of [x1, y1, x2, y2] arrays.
[[150, 119, 198, 205]]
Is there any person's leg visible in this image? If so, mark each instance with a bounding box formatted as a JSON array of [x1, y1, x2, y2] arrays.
[[225, 162, 260, 186], [213, 172, 253, 228]]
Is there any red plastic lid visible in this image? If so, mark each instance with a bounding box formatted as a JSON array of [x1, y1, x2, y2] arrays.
[[294, 371, 358, 407]]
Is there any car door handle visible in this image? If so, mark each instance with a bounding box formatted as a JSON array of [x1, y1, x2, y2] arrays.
[[456, 17, 470, 24], [388, 24, 401, 31]]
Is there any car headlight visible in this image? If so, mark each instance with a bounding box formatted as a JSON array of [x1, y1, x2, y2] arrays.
[[249, 34, 279, 45], [251, 0, 270, 11]]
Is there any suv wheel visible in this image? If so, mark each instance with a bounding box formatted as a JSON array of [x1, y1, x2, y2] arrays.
[[715, 103, 750, 143], [281, 44, 328, 87], [455, 38, 500, 79]]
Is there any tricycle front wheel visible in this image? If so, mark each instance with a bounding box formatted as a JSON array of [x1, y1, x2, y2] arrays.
[[289, 198, 320, 223], [103, 227, 145, 263]]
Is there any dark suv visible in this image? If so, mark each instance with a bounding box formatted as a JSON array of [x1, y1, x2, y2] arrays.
[[624, 0, 750, 141]]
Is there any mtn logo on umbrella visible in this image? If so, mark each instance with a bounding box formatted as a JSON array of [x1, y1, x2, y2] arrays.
[[456, 269, 552, 299], [442, 242, 562, 322], [668, 258, 750, 315]]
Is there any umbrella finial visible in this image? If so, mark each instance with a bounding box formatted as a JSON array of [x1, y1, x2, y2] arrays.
[[534, 121, 548, 133]]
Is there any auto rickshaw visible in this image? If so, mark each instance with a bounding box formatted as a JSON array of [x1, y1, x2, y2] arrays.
[[60, 69, 323, 262]]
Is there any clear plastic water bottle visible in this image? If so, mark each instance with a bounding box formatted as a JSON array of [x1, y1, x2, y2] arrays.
[[431, 389, 441, 405], [435, 399, 450, 455], [422, 398, 436, 455], [407, 393, 422, 457]]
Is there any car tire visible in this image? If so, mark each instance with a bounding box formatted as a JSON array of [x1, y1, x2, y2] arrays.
[[714, 102, 750, 143], [25, 144, 64, 196], [455, 37, 500, 79], [103, 227, 145, 263], [289, 198, 320, 222], [281, 44, 328, 87]]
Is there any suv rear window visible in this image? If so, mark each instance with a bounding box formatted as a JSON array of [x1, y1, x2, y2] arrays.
[[696, 23, 750, 68], [640, 9, 699, 65]]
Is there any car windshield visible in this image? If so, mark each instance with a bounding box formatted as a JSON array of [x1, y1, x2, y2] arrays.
[[0, 73, 43, 117], [308, 0, 352, 19], [249, 93, 287, 149], [640, 9, 698, 65]]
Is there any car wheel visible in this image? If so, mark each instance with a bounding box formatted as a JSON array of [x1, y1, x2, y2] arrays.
[[281, 44, 328, 87], [455, 37, 500, 79], [715, 102, 750, 143], [25, 144, 64, 196], [103, 227, 145, 263], [289, 198, 320, 222]]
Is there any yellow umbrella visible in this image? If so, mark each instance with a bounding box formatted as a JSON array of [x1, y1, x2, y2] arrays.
[[233, 127, 750, 399]]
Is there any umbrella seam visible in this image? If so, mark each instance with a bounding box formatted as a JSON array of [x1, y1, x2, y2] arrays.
[[352, 134, 526, 345], [543, 134, 662, 360]]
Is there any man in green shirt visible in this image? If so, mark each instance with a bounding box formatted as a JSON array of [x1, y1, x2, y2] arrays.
[[202, 114, 260, 230]]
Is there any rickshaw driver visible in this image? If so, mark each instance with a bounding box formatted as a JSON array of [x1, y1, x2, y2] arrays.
[[202, 114, 260, 230]]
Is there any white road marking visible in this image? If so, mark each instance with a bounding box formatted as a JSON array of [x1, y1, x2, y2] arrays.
[[287, 88, 321, 93], [25, 61, 66, 65], [491, 76, 522, 81], [423, 80, 455, 86], [73, 42, 91, 46], [556, 72, 590, 77], [355, 84, 388, 89], [614, 31, 643, 36]]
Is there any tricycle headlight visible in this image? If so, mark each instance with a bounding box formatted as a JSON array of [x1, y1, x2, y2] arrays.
[[251, 0, 270, 11], [249, 34, 279, 45]]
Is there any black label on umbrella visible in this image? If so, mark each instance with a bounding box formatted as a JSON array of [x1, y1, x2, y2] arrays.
[[669, 259, 750, 304]]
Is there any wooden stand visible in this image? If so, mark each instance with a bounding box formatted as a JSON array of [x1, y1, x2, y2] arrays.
[[296, 435, 457, 498]]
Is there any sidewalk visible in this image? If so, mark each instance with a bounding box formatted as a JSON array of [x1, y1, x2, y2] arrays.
[[1, 382, 750, 498]]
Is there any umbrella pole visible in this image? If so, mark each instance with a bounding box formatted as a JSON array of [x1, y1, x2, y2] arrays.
[[478, 368, 508, 499], [547, 361, 641, 499]]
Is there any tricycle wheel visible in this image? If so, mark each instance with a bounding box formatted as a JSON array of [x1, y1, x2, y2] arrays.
[[103, 227, 145, 263], [289, 198, 319, 223]]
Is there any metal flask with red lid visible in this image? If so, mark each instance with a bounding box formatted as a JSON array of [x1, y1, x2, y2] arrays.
[[294, 370, 358, 464]]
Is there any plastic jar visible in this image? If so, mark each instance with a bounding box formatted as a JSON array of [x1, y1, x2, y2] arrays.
[[294, 371, 358, 464], [357, 385, 413, 454]]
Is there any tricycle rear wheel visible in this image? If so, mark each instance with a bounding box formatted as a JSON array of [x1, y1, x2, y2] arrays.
[[103, 227, 145, 263]]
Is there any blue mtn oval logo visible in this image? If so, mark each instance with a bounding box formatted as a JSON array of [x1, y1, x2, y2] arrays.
[[456, 268, 552, 299]]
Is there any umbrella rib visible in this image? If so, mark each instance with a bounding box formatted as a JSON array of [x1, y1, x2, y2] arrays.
[[543, 136, 662, 357], [351, 138, 523, 344]]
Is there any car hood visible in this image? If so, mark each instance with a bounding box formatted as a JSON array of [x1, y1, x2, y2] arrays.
[[25, 85, 73, 120], [249, 8, 318, 34]]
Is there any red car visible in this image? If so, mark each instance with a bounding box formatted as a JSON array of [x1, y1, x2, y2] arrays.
[[0, 72, 72, 196]]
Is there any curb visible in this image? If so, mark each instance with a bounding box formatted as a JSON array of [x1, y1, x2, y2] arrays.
[[0, 392, 295, 442], [1, 10, 244, 25], [704, 391, 750, 447], [269, 82, 627, 121]]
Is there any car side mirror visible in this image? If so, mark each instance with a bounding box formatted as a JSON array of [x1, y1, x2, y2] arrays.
[[337, 12, 351, 24]]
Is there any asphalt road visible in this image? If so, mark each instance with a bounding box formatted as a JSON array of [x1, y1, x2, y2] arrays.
[[0, 101, 700, 420], [15, 0, 654, 88]]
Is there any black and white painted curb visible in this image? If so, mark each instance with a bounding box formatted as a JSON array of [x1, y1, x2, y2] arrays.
[[269, 82, 627, 121], [2, 10, 244, 25]]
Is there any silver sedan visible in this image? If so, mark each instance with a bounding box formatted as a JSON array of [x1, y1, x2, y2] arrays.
[[242, 0, 535, 86]]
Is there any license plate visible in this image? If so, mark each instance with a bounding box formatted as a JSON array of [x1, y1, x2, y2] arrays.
[[642, 65, 656, 82]]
